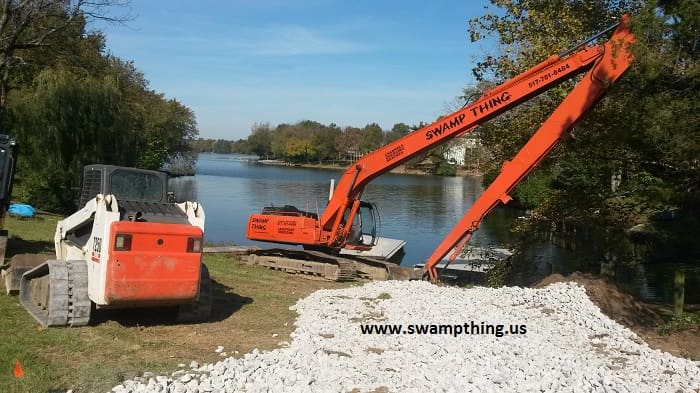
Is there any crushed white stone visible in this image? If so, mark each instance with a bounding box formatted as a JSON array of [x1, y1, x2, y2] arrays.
[[111, 281, 700, 392]]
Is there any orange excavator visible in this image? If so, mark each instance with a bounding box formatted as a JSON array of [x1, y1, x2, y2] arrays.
[[247, 15, 635, 281]]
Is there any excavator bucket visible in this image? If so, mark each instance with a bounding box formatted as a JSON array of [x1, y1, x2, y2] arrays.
[[1, 254, 52, 294]]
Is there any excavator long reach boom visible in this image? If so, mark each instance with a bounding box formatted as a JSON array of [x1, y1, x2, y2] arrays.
[[247, 15, 635, 280], [423, 16, 635, 280]]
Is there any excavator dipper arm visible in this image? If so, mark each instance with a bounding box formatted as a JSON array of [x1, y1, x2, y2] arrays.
[[247, 15, 635, 261], [424, 16, 635, 280]]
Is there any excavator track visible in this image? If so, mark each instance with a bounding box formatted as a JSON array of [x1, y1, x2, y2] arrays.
[[247, 249, 356, 281], [246, 248, 420, 282], [19, 260, 91, 327]]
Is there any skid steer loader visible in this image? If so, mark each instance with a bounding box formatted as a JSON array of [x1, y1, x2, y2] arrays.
[[8, 164, 211, 327]]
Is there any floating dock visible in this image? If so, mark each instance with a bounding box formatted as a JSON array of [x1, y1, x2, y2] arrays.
[[338, 236, 406, 262], [204, 236, 407, 262], [414, 247, 513, 281]]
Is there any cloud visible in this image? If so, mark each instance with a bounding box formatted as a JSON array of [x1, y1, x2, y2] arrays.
[[242, 25, 372, 56], [104, 24, 373, 59]]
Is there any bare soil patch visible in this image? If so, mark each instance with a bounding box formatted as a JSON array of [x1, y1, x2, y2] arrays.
[[534, 272, 700, 360]]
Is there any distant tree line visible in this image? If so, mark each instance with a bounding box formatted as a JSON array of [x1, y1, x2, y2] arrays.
[[192, 120, 469, 176], [2, 1, 199, 213], [190, 138, 250, 155]]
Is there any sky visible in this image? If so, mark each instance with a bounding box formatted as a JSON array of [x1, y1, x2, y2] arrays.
[[95, 0, 494, 140]]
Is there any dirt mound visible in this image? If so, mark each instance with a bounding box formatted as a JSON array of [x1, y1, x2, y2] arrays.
[[534, 272, 664, 329], [534, 272, 700, 360]]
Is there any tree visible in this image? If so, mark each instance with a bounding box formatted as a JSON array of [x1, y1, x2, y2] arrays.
[[212, 139, 232, 154], [335, 126, 361, 160], [469, 0, 700, 271], [8, 67, 138, 211], [4, 3, 201, 212], [189, 138, 214, 153], [0, 0, 129, 132], [247, 122, 273, 158], [310, 122, 340, 163], [135, 93, 198, 170], [284, 138, 315, 163], [359, 122, 383, 153], [386, 122, 411, 144]]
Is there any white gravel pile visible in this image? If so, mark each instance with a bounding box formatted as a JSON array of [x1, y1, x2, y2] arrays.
[[111, 281, 700, 392]]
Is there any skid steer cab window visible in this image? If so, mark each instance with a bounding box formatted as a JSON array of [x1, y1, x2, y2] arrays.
[[110, 170, 163, 202]]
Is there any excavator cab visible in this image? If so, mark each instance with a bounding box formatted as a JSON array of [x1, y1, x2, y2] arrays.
[[344, 201, 380, 250]]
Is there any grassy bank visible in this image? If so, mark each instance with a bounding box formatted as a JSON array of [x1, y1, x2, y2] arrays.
[[0, 214, 347, 393], [3, 212, 59, 258]]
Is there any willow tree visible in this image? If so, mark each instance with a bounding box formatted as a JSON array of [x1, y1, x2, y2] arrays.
[[8, 67, 139, 211], [0, 0, 129, 132]]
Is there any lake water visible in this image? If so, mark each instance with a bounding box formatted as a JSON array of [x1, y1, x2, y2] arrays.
[[192, 153, 526, 262], [183, 153, 698, 304]]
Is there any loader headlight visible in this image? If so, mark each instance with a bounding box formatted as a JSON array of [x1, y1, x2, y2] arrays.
[[114, 233, 132, 251], [187, 237, 202, 253]]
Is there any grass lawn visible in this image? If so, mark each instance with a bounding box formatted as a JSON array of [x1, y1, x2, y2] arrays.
[[0, 214, 348, 393]]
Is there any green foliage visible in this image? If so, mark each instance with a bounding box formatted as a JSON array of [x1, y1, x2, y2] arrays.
[[242, 117, 473, 169], [386, 122, 411, 144], [486, 258, 511, 288], [3, 15, 199, 213], [246, 121, 361, 163], [659, 312, 700, 335], [469, 0, 634, 81], [469, 0, 700, 263], [240, 116, 470, 171], [19, 169, 78, 213], [511, 170, 553, 209], [135, 93, 198, 170], [310, 122, 341, 163], [335, 126, 362, 158], [359, 122, 383, 152], [248, 122, 274, 158], [190, 138, 250, 155], [284, 138, 315, 162], [212, 139, 233, 154], [7, 67, 139, 211], [432, 157, 457, 176]]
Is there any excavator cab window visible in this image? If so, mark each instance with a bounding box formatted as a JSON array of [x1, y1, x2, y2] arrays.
[[359, 202, 379, 246], [346, 201, 379, 248]]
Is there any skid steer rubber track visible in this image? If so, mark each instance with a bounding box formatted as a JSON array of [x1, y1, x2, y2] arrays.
[[177, 263, 213, 323], [19, 260, 91, 327]]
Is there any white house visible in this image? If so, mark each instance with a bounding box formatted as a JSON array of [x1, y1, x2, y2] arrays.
[[443, 134, 481, 166]]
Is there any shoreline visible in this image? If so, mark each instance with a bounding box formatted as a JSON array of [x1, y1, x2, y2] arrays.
[[256, 159, 484, 177]]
